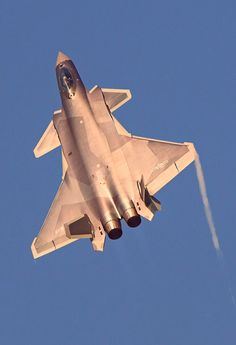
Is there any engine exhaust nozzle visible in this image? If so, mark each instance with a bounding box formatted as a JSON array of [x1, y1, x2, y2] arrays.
[[104, 219, 122, 240], [123, 207, 141, 228]]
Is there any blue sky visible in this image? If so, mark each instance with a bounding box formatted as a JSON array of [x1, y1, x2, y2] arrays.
[[0, 0, 236, 344]]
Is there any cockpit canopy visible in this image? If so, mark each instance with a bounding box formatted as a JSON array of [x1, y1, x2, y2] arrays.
[[59, 67, 76, 99]]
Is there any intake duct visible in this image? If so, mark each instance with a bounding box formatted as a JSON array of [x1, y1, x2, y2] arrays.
[[104, 219, 122, 240]]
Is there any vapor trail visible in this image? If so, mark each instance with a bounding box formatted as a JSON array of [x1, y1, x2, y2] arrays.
[[194, 153, 221, 255], [194, 152, 236, 309]]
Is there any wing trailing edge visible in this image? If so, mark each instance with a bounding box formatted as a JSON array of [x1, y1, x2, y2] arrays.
[[32, 213, 94, 259], [31, 236, 78, 259], [147, 142, 196, 195], [31, 170, 95, 259], [121, 136, 197, 196]]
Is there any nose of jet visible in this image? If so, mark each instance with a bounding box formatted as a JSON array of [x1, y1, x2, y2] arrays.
[[56, 51, 71, 66]]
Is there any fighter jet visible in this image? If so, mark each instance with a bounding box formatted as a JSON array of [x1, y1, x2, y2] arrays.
[[31, 52, 196, 259]]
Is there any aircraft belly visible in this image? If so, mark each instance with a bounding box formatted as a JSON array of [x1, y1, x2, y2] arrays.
[[53, 107, 138, 226], [87, 87, 137, 204], [32, 52, 197, 258]]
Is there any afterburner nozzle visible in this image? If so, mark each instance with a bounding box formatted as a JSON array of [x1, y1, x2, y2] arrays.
[[123, 207, 141, 227], [104, 219, 122, 240]]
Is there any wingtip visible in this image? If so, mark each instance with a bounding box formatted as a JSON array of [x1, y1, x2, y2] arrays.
[[31, 237, 56, 259], [31, 238, 40, 259], [184, 142, 198, 159]]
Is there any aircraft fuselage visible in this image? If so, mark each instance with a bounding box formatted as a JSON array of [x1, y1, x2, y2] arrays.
[[54, 55, 141, 240]]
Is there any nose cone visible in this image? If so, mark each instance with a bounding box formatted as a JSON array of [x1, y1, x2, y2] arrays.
[[56, 51, 71, 66]]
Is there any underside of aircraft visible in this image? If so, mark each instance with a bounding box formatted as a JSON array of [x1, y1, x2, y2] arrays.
[[31, 52, 196, 259]]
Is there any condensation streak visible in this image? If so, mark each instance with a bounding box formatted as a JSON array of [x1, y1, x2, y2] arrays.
[[194, 153, 221, 254], [194, 152, 236, 309]]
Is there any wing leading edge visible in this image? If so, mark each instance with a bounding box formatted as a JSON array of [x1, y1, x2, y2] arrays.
[[31, 171, 93, 259], [121, 136, 196, 196]]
